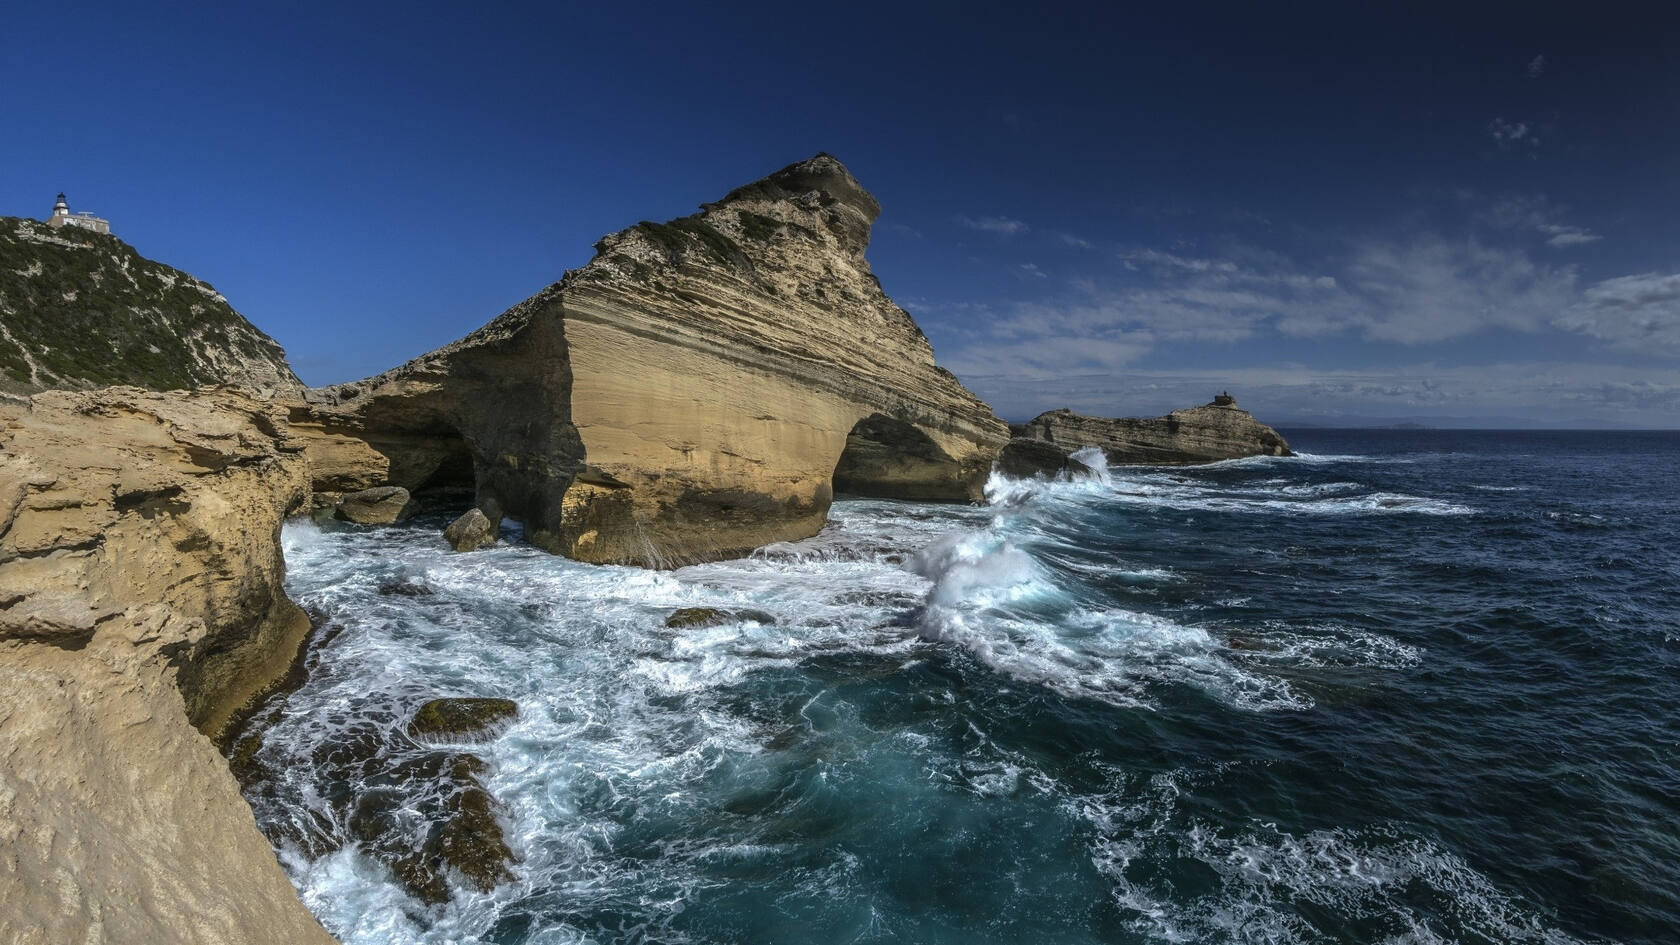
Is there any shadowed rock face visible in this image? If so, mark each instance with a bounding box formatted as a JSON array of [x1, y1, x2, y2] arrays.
[[1007, 397, 1292, 469], [306, 155, 1007, 566]]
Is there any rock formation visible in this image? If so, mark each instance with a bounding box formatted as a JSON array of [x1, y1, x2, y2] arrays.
[[304, 154, 1008, 566], [0, 217, 302, 398], [0, 387, 334, 944], [1002, 395, 1292, 472]]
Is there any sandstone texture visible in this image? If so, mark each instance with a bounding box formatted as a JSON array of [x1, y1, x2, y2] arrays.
[[0, 217, 302, 398], [0, 387, 334, 945], [305, 155, 1008, 566], [1006, 396, 1292, 470], [335, 485, 413, 524]]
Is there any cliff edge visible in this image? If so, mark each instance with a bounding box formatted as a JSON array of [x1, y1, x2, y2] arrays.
[[0, 388, 334, 945]]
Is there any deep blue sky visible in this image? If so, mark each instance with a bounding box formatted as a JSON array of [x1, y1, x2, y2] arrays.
[[6, 3, 1678, 425]]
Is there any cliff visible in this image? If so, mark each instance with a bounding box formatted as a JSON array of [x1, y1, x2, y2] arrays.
[[305, 154, 1008, 566], [0, 388, 334, 945], [0, 217, 302, 398], [1003, 396, 1292, 471]]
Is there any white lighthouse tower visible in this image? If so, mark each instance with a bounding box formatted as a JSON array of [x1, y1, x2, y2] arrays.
[[45, 193, 111, 234]]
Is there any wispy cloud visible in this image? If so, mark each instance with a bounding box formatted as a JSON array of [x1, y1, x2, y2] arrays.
[[1476, 195, 1598, 247], [1052, 231, 1094, 249], [1016, 262, 1048, 280], [1527, 53, 1546, 79], [1537, 224, 1601, 247], [957, 215, 1029, 236], [1488, 117, 1539, 148], [1557, 272, 1680, 351]]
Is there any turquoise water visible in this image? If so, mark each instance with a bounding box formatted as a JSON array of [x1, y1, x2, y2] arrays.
[[239, 432, 1680, 943]]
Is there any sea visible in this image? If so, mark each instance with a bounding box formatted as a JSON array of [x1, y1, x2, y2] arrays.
[[234, 430, 1680, 944]]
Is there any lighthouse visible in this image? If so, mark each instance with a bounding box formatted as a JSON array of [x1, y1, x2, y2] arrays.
[[44, 193, 111, 235]]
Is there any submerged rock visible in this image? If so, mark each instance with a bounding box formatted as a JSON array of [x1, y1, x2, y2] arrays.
[[409, 697, 519, 739], [1010, 395, 1291, 467], [335, 485, 414, 524], [443, 507, 497, 551], [304, 154, 1008, 566], [665, 607, 778, 629], [347, 750, 515, 905]]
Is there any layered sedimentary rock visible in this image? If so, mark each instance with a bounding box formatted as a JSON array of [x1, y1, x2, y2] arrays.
[[1004, 395, 1292, 470], [0, 217, 302, 398], [0, 387, 334, 945], [307, 155, 1007, 565]]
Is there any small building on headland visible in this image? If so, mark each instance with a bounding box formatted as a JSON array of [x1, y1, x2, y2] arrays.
[[44, 193, 111, 234]]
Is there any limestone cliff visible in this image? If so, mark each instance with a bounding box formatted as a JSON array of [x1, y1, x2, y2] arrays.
[[0, 388, 334, 945], [0, 217, 302, 398], [1004, 396, 1292, 470], [307, 154, 1008, 566]]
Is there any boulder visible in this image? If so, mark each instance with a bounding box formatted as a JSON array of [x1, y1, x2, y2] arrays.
[[443, 508, 497, 551], [664, 606, 778, 629], [408, 697, 519, 740], [1011, 395, 1291, 467], [335, 485, 413, 524], [305, 154, 1008, 566]]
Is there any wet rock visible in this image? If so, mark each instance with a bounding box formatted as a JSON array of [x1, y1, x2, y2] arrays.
[[996, 438, 1079, 479], [346, 750, 515, 905], [443, 508, 497, 552], [376, 578, 433, 597], [336, 485, 414, 524], [408, 697, 519, 740], [664, 607, 778, 629]]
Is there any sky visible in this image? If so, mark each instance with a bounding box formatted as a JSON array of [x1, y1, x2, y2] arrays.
[[5, 2, 1679, 426]]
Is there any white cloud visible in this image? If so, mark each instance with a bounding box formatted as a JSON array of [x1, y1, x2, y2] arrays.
[[1557, 272, 1680, 351], [1016, 263, 1047, 279], [957, 215, 1029, 236], [948, 360, 1680, 427], [1527, 54, 1546, 78], [1340, 236, 1578, 343], [1537, 223, 1601, 247]]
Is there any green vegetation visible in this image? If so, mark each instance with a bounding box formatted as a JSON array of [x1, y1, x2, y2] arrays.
[[633, 215, 746, 267], [735, 210, 783, 242], [0, 216, 294, 393]]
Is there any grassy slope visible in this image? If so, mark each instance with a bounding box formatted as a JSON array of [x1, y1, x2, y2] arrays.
[[0, 216, 297, 394]]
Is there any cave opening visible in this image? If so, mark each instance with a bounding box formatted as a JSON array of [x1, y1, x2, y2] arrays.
[[832, 413, 969, 502]]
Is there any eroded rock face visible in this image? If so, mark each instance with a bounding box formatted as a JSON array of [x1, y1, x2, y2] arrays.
[[0, 387, 334, 944], [1009, 397, 1292, 467], [307, 155, 1008, 566], [336, 485, 414, 524]]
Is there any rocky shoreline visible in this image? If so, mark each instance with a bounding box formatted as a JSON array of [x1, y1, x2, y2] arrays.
[[0, 156, 1294, 943]]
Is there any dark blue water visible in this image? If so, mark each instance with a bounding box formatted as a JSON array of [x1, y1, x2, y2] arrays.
[[247, 430, 1680, 944]]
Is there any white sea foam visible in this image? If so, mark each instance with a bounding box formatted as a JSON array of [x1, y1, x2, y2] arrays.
[[259, 448, 1495, 941], [1076, 767, 1592, 945]]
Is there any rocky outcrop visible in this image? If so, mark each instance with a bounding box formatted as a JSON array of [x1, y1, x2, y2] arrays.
[[443, 508, 496, 551], [305, 154, 1008, 566], [0, 217, 303, 398], [0, 387, 334, 944], [1005, 395, 1292, 471], [334, 485, 413, 524]]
